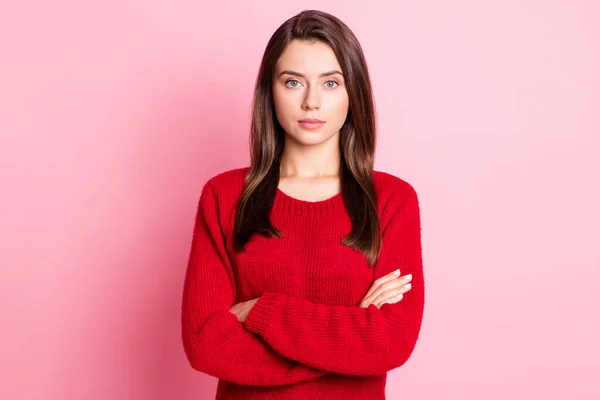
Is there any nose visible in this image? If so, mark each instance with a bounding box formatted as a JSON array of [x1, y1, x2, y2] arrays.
[[302, 86, 321, 110]]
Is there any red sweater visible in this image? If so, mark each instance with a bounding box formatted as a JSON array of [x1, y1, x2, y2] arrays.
[[181, 167, 425, 399]]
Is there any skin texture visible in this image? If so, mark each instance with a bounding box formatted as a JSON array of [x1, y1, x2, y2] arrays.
[[358, 269, 413, 309], [274, 39, 348, 201], [229, 39, 412, 322]]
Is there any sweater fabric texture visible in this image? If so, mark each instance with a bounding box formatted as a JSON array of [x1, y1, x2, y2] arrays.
[[181, 166, 425, 399]]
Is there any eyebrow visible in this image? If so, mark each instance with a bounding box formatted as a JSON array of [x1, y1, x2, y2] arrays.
[[277, 70, 344, 78]]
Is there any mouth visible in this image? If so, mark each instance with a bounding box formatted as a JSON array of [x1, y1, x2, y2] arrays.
[[299, 118, 324, 123], [298, 120, 326, 130]]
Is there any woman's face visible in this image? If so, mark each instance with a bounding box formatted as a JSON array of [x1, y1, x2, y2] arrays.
[[272, 39, 349, 147]]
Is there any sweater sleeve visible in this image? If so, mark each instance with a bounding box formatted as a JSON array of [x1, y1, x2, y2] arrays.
[[181, 182, 328, 386], [244, 184, 425, 376]]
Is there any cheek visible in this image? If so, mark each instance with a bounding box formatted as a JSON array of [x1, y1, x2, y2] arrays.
[[328, 94, 349, 120], [272, 92, 286, 124], [273, 89, 296, 117]]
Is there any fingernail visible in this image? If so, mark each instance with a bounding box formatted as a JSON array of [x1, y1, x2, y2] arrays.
[[405, 283, 412, 289], [396, 294, 403, 299], [393, 269, 400, 276], [404, 274, 412, 280]]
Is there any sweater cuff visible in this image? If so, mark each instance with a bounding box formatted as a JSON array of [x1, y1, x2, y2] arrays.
[[244, 292, 281, 338]]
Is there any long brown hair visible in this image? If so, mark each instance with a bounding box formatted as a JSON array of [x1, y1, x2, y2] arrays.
[[233, 9, 382, 266]]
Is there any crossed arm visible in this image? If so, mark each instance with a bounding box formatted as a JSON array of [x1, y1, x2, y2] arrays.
[[181, 182, 424, 384]]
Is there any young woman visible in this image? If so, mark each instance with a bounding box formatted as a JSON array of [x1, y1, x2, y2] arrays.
[[181, 9, 424, 400]]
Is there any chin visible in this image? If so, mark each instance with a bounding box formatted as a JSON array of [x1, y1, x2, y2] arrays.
[[287, 130, 337, 146]]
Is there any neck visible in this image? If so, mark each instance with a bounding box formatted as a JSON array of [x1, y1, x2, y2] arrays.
[[280, 133, 341, 178]]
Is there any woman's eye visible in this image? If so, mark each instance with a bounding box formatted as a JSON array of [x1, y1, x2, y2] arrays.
[[285, 79, 301, 88], [285, 80, 339, 88]]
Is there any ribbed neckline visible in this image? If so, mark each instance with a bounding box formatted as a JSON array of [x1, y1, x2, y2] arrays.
[[272, 187, 346, 216]]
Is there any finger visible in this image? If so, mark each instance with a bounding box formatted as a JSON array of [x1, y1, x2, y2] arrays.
[[364, 269, 399, 299], [364, 269, 401, 299], [375, 293, 403, 308], [374, 284, 411, 307], [363, 274, 412, 305], [367, 273, 413, 301], [371, 282, 412, 307], [359, 296, 381, 308]]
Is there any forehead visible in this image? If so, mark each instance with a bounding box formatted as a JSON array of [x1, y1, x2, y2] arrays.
[[275, 40, 341, 75]]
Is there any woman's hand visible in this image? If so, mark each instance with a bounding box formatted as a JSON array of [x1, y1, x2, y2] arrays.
[[359, 269, 412, 309], [229, 298, 260, 323]]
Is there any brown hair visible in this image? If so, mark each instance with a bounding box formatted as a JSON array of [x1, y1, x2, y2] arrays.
[[233, 9, 382, 266]]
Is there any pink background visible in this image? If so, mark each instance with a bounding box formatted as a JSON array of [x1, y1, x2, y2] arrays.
[[1, 1, 599, 399]]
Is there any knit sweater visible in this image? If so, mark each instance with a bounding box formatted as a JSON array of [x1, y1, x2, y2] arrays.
[[181, 166, 425, 399]]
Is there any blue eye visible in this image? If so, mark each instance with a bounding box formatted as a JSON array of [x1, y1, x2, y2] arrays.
[[285, 79, 301, 88], [284, 79, 339, 88]]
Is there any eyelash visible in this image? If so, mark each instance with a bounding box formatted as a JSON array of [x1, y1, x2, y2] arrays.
[[285, 79, 339, 89]]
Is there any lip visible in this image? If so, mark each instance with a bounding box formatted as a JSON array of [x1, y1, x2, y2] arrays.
[[299, 118, 324, 123], [298, 120, 326, 130]]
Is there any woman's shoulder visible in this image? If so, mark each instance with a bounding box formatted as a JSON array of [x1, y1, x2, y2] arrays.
[[201, 166, 418, 207], [200, 166, 250, 202], [373, 170, 418, 196], [372, 169, 419, 211], [204, 165, 248, 188]]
